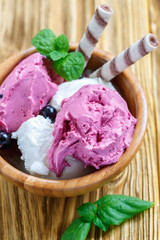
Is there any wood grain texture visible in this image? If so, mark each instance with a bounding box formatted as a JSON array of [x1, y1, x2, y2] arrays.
[[0, 0, 159, 239]]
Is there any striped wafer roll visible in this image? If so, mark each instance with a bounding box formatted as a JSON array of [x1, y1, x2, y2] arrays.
[[90, 34, 159, 81], [76, 4, 113, 68]]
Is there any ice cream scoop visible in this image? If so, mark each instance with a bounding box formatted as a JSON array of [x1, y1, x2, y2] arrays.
[[0, 53, 58, 133], [12, 115, 53, 175], [50, 77, 116, 111], [48, 84, 137, 177]]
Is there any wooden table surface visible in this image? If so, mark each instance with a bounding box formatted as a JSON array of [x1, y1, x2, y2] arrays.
[[0, 0, 160, 239]]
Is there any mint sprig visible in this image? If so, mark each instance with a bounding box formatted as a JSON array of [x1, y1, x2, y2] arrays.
[[32, 28, 84, 81], [61, 195, 154, 240]]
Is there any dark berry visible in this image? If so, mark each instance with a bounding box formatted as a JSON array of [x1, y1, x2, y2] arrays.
[[40, 105, 57, 123], [0, 94, 3, 99], [0, 131, 11, 149]]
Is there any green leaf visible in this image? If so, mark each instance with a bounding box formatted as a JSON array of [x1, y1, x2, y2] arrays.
[[32, 28, 56, 58], [53, 52, 85, 81], [93, 216, 109, 232], [61, 217, 91, 240], [55, 33, 69, 52], [77, 202, 97, 222], [60, 195, 154, 239], [32, 29, 84, 81], [50, 50, 68, 61], [95, 195, 154, 226]]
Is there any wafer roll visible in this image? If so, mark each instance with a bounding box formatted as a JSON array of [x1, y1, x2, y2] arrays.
[[90, 34, 159, 81], [76, 4, 113, 68]]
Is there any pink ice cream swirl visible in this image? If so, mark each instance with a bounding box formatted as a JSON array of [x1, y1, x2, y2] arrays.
[[47, 84, 137, 177], [0, 53, 60, 133]]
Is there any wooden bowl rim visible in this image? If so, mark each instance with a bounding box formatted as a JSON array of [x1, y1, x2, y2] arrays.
[[0, 44, 148, 197]]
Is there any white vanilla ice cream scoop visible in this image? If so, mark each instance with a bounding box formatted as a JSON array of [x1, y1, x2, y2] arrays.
[[12, 115, 53, 175]]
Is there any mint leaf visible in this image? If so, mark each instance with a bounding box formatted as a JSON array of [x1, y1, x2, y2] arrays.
[[93, 216, 109, 232], [32, 28, 56, 58], [61, 195, 154, 239], [77, 202, 97, 222], [96, 195, 154, 226], [53, 52, 85, 81], [55, 33, 69, 53], [50, 51, 68, 61], [32, 29, 85, 81], [61, 217, 91, 240]]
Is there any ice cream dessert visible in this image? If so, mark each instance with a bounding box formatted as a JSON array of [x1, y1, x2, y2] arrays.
[[0, 53, 58, 133], [11, 77, 135, 179], [0, 4, 159, 180], [11, 77, 115, 179]]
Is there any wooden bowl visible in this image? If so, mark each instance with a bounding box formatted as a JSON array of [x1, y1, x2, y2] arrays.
[[0, 44, 147, 197]]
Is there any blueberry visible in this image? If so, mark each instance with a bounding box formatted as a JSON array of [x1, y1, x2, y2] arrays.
[[40, 105, 57, 123], [0, 131, 11, 149]]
